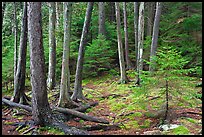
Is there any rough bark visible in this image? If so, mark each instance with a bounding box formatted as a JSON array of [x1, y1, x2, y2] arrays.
[[123, 2, 133, 70], [28, 2, 53, 126], [14, 2, 18, 80], [109, 2, 115, 22], [115, 2, 128, 84], [146, 2, 156, 37], [56, 2, 61, 29], [134, 2, 139, 68], [2, 2, 6, 26], [71, 2, 94, 101], [47, 2, 56, 90], [58, 2, 74, 108], [136, 2, 145, 85], [149, 2, 162, 72], [11, 2, 28, 104], [98, 2, 106, 37]]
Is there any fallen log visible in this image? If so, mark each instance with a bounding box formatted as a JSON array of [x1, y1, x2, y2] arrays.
[[74, 101, 98, 112], [2, 98, 32, 112], [52, 106, 109, 124]]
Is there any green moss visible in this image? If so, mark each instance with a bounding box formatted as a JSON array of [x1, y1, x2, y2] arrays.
[[122, 121, 139, 129], [172, 126, 189, 135], [185, 118, 198, 124], [139, 119, 151, 128]]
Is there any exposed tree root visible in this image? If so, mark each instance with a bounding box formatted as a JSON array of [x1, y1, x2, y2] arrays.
[[2, 97, 109, 133], [52, 106, 109, 124], [82, 123, 121, 131], [74, 101, 98, 112]]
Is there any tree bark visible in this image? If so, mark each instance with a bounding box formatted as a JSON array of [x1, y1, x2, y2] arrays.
[[71, 2, 94, 101], [28, 2, 53, 126], [56, 2, 61, 29], [123, 2, 133, 70], [109, 2, 115, 22], [146, 2, 156, 37], [14, 2, 18, 81], [47, 2, 56, 90], [11, 2, 28, 104], [98, 2, 106, 37], [149, 2, 162, 72], [58, 2, 74, 108], [2, 2, 6, 26], [134, 2, 139, 68], [115, 2, 129, 84], [136, 2, 145, 85]]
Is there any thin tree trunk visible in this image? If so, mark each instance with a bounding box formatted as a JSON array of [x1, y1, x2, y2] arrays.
[[123, 2, 133, 70], [146, 2, 156, 37], [56, 2, 61, 29], [47, 2, 56, 90], [2, 2, 6, 26], [28, 2, 52, 126], [11, 2, 28, 104], [14, 2, 18, 81], [134, 2, 138, 69], [149, 2, 162, 72], [98, 2, 106, 37], [71, 2, 94, 101], [136, 2, 144, 85], [58, 2, 74, 108], [115, 2, 128, 84]]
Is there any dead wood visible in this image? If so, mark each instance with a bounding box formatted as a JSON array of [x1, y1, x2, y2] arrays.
[[22, 127, 35, 135], [82, 123, 121, 131], [52, 106, 109, 124]]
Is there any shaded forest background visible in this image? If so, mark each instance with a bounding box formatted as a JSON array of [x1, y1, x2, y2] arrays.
[[2, 2, 202, 90]]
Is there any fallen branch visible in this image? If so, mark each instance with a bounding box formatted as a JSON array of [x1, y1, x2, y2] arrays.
[[52, 106, 109, 124], [22, 127, 36, 135]]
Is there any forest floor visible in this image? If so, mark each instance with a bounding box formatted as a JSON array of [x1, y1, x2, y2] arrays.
[[2, 70, 202, 135]]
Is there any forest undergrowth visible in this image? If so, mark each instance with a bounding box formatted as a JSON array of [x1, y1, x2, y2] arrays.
[[2, 70, 202, 135]]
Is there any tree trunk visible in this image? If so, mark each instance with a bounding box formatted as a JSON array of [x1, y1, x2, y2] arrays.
[[109, 2, 115, 22], [47, 2, 56, 90], [134, 2, 139, 68], [98, 2, 106, 37], [2, 2, 6, 26], [71, 2, 94, 101], [123, 2, 133, 70], [11, 2, 28, 104], [58, 2, 74, 108], [28, 2, 53, 126], [14, 2, 18, 81], [56, 2, 61, 29], [136, 2, 145, 85], [146, 2, 156, 37], [115, 2, 128, 84], [149, 2, 162, 72]]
